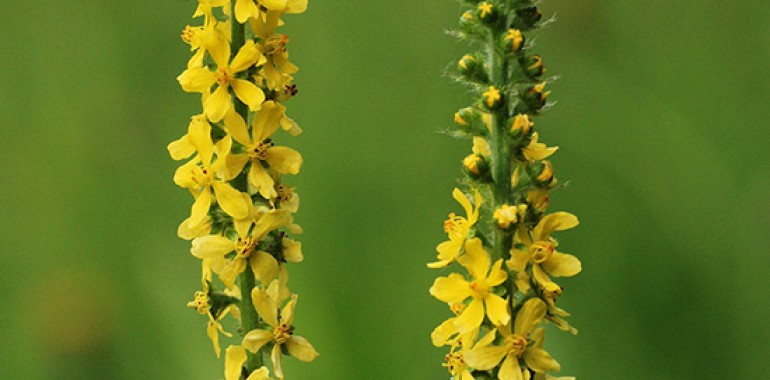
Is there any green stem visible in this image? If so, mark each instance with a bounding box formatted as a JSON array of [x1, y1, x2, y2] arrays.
[[487, 32, 513, 262], [231, 5, 263, 372]]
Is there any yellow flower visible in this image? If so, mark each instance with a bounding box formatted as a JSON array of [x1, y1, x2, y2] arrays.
[[442, 341, 478, 380], [428, 188, 482, 268], [191, 208, 293, 289], [464, 298, 560, 380], [181, 21, 230, 68], [194, 0, 230, 25], [260, 0, 308, 14], [222, 101, 303, 199], [172, 121, 251, 227], [511, 113, 533, 136], [508, 212, 581, 293], [522, 133, 558, 162], [186, 290, 234, 358], [224, 345, 273, 380], [177, 40, 266, 122], [243, 282, 319, 380], [430, 238, 509, 333]]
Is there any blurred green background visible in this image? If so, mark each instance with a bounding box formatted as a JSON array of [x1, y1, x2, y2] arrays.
[[1, 0, 769, 379]]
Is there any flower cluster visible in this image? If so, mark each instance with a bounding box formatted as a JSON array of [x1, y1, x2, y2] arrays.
[[429, 1, 580, 379], [170, 1, 317, 379]]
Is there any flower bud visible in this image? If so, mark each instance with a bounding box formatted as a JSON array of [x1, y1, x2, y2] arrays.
[[477, 2, 498, 24], [502, 29, 524, 52], [533, 160, 556, 187], [493, 204, 519, 229], [521, 82, 550, 112], [525, 55, 546, 78], [514, 6, 542, 29], [459, 10, 476, 29], [463, 154, 483, 175], [454, 107, 478, 127], [482, 86, 503, 110], [511, 113, 534, 137]]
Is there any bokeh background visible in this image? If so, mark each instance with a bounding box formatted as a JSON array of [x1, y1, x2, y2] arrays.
[[1, 0, 769, 379]]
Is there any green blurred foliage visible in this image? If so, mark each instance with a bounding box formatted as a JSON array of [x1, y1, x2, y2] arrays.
[[1, 0, 768, 379]]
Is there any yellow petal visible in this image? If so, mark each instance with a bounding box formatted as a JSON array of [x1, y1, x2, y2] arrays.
[[251, 209, 293, 240], [177, 67, 216, 93], [251, 286, 279, 327], [265, 146, 302, 174], [248, 163, 277, 199], [271, 343, 284, 380], [252, 101, 285, 141], [232, 79, 266, 111], [167, 135, 195, 161], [280, 295, 297, 326], [499, 355, 523, 380], [230, 41, 260, 73], [178, 215, 212, 240], [542, 252, 582, 277], [282, 238, 303, 263], [173, 160, 202, 189], [220, 258, 247, 289], [430, 317, 458, 347], [250, 250, 279, 284], [242, 329, 274, 353], [224, 345, 247, 380], [455, 298, 484, 334], [514, 298, 546, 336], [235, 0, 260, 23], [245, 367, 271, 380], [190, 187, 213, 227], [465, 344, 507, 370], [188, 116, 214, 165], [523, 347, 561, 373], [452, 188, 473, 219], [223, 108, 253, 147], [207, 321, 223, 357], [204, 84, 232, 122], [485, 293, 510, 326], [487, 258, 508, 286], [286, 335, 319, 362], [212, 181, 250, 219], [429, 273, 471, 304], [191, 235, 235, 259], [458, 238, 490, 281], [534, 212, 579, 240]]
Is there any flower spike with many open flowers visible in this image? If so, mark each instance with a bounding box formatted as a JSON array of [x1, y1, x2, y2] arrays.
[[429, 1, 580, 379], [171, 1, 316, 379]]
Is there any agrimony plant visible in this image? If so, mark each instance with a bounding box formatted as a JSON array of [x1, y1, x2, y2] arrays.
[[429, 1, 580, 379], [170, 1, 316, 379]]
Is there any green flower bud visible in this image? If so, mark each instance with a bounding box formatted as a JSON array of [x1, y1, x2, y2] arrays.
[[458, 54, 478, 74], [524, 55, 546, 78], [455, 107, 478, 127], [520, 82, 549, 112], [514, 6, 542, 29]]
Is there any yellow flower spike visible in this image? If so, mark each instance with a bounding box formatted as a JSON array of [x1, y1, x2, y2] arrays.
[[522, 133, 558, 162], [428, 188, 482, 268]]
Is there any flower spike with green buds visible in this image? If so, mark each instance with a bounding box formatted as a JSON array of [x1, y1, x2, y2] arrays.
[[429, 1, 580, 379], [171, 1, 316, 378]]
